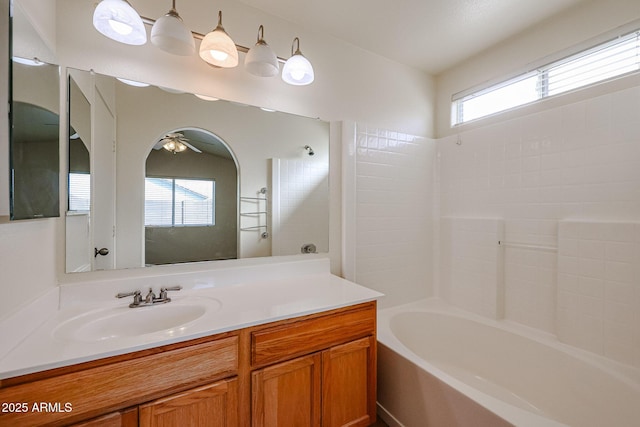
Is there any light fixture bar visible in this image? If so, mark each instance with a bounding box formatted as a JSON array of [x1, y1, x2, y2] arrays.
[[140, 16, 287, 63]]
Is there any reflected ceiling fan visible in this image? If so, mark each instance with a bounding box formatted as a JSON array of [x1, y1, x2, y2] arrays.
[[154, 132, 202, 154]]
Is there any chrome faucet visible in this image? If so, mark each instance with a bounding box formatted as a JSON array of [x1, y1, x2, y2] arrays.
[[116, 286, 182, 308], [116, 290, 143, 308]]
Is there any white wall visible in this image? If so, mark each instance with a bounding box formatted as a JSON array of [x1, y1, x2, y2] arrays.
[[435, 0, 640, 138], [0, 0, 59, 319], [0, 219, 59, 319]]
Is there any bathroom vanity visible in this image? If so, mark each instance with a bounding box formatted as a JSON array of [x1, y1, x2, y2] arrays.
[[0, 261, 381, 427]]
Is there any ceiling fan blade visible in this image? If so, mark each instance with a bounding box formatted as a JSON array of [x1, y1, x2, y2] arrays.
[[182, 141, 202, 153], [153, 140, 165, 150]]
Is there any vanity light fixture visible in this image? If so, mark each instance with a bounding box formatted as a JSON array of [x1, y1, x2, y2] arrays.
[[199, 11, 238, 68], [93, 0, 147, 46], [151, 0, 195, 56], [91, 4, 316, 84], [244, 25, 279, 77], [282, 37, 314, 86]]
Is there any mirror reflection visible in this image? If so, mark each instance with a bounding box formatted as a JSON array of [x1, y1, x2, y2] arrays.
[[65, 69, 330, 273], [145, 129, 238, 265], [10, 0, 60, 220], [11, 61, 60, 220]]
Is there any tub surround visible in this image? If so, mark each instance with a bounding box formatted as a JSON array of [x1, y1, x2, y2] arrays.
[[0, 257, 382, 380]]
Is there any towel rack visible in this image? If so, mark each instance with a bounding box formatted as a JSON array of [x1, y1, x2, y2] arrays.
[[240, 187, 269, 238]]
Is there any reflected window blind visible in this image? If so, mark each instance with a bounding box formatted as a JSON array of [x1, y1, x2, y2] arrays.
[[68, 173, 91, 211], [145, 177, 215, 226]]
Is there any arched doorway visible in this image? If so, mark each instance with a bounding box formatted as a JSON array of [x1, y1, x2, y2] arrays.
[[144, 128, 239, 265]]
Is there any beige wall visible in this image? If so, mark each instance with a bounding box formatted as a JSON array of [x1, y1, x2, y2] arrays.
[[145, 148, 238, 264]]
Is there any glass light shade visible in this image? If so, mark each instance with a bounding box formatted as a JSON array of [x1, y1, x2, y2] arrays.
[[151, 10, 195, 56], [93, 0, 147, 46], [245, 41, 279, 77], [163, 140, 187, 153], [199, 12, 238, 68], [282, 53, 314, 86]]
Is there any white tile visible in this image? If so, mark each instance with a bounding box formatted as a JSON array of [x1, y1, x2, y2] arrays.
[[605, 261, 635, 284]]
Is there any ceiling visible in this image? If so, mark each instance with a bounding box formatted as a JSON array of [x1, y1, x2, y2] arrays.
[[235, 0, 586, 75]]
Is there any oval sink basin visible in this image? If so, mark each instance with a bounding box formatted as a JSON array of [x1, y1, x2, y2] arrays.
[[54, 298, 220, 342]]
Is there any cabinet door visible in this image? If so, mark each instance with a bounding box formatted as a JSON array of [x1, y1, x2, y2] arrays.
[[252, 353, 322, 427], [139, 378, 238, 427], [71, 407, 138, 427], [322, 337, 376, 427]]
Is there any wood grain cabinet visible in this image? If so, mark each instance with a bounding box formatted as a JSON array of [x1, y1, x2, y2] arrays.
[[0, 301, 376, 427], [250, 302, 377, 427], [139, 379, 238, 427]]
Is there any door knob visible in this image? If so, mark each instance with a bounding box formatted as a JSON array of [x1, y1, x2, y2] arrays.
[[94, 247, 109, 257]]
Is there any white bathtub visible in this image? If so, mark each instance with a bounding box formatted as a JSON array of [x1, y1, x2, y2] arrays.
[[377, 299, 640, 427]]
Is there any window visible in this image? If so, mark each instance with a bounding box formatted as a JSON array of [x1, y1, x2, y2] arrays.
[[68, 172, 90, 211], [145, 177, 215, 226], [452, 30, 640, 126]]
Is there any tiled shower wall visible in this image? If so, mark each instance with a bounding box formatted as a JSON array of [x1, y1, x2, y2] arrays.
[[271, 159, 329, 256], [351, 124, 437, 308], [557, 221, 640, 367], [437, 84, 640, 368]]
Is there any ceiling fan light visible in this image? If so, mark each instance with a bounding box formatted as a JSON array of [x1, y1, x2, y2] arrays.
[[282, 38, 314, 86], [163, 140, 187, 153], [93, 0, 147, 46], [245, 25, 279, 77], [151, 8, 195, 56], [199, 11, 238, 68]]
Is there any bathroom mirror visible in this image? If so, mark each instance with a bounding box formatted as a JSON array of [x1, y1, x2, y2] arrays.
[[65, 68, 329, 272], [10, 0, 60, 220]]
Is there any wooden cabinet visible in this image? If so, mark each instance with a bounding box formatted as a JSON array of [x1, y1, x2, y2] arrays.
[[0, 301, 376, 427], [139, 379, 238, 427], [252, 353, 322, 427], [250, 302, 377, 427], [0, 335, 239, 426], [322, 337, 376, 427], [72, 407, 138, 427]]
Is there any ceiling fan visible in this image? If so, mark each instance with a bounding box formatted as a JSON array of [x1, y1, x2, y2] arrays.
[[153, 132, 202, 154]]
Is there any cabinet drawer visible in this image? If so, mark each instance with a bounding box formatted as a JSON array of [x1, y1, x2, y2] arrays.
[[251, 302, 375, 368], [0, 336, 238, 427]]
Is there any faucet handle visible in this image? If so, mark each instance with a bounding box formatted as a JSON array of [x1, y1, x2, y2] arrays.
[[144, 287, 157, 303], [116, 290, 141, 299], [159, 286, 182, 300], [116, 290, 143, 307]]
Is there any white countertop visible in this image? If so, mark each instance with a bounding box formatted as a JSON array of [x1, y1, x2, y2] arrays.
[[0, 272, 382, 379]]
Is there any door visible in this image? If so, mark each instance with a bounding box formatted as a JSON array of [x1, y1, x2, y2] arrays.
[[91, 87, 116, 270], [252, 353, 322, 427], [322, 337, 376, 427]]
